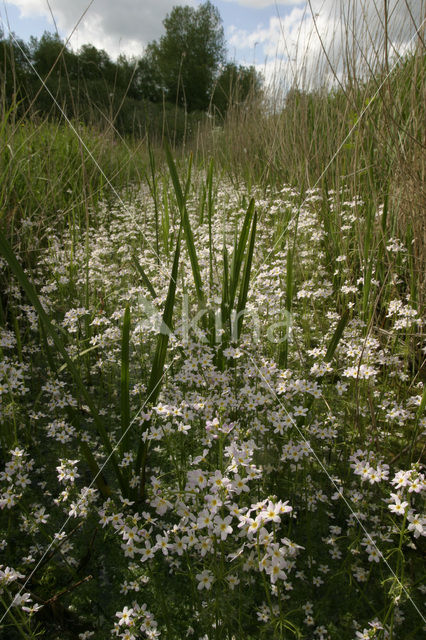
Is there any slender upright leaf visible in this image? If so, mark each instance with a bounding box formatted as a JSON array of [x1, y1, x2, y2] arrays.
[[133, 256, 157, 299], [183, 152, 193, 204], [162, 183, 170, 255], [235, 210, 257, 340], [134, 229, 182, 493], [164, 143, 184, 212], [121, 306, 131, 452], [228, 198, 255, 314], [147, 140, 160, 262], [165, 144, 204, 305], [146, 229, 181, 405], [207, 158, 214, 293], [325, 308, 350, 362]]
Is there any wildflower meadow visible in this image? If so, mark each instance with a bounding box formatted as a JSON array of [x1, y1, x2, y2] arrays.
[[0, 2, 425, 640]]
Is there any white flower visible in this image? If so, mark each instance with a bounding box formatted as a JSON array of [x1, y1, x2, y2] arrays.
[[116, 606, 134, 626], [11, 592, 32, 607], [388, 493, 408, 515], [214, 515, 233, 540], [407, 512, 425, 538], [140, 543, 155, 562], [196, 569, 214, 590]]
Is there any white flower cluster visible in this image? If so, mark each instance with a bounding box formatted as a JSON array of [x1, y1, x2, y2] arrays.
[[386, 299, 421, 330], [61, 306, 89, 333], [0, 449, 33, 510]]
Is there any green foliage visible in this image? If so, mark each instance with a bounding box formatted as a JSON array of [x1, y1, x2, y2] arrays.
[[150, 1, 226, 111], [0, 2, 247, 142], [211, 62, 263, 117], [0, 114, 144, 253], [120, 306, 131, 452]]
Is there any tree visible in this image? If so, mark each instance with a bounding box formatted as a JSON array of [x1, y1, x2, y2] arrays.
[[30, 31, 77, 79], [211, 62, 263, 116], [135, 48, 163, 103], [0, 31, 32, 108], [77, 44, 114, 83], [150, 1, 226, 111]]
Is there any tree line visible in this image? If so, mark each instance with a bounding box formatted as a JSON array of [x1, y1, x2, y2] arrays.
[[0, 1, 262, 142]]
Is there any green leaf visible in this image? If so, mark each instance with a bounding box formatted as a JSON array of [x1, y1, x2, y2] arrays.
[[228, 197, 255, 318], [134, 229, 182, 494], [222, 244, 229, 311], [408, 385, 426, 462], [279, 210, 300, 368], [146, 229, 181, 405], [147, 140, 160, 261], [165, 143, 204, 305], [325, 308, 350, 362], [121, 306, 131, 451], [182, 206, 205, 305], [184, 152, 193, 204], [162, 184, 170, 255], [164, 143, 184, 212], [235, 209, 257, 340], [133, 256, 157, 299]]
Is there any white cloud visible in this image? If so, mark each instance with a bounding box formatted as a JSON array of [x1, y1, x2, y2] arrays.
[[9, 0, 194, 58], [222, 0, 303, 7], [6, 0, 423, 72], [229, 0, 423, 90]]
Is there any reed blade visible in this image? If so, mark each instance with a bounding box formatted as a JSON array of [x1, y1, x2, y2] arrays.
[[165, 143, 205, 305], [134, 229, 182, 494], [228, 197, 255, 315], [162, 183, 170, 255], [325, 308, 350, 362], [120, 306, 131, 452], [146, 229, 181, 405], [279, 246, 294, 369], [133, 256, 157, 299], [147, 140, 160, 261], [236, 209, 257, 340]]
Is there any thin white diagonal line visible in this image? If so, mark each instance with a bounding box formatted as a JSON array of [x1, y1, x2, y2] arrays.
[[246, 352, 426, 625]]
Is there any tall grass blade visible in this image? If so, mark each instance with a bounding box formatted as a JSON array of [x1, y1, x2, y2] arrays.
[[222, 244, 230, 313], [182, 201, 205, 306], [184, 152, 193, 204], [279, 246, 294, 368], [147, 141, 160, 262], [146, 229, 181, 404], [165, 143, 205, 305], [408, 385, 426, 462], [362, 204, 375, 321], [79, 441, 111, 497], [199, 182, 207, 225], [325, 308, 350, 362], [133, 256, 157, 299], [161, 182, 170, 256], [235, 209, 257, 340], [134, 229, 182, 497], [298, 308, 351, 428], [228, 197, 255, 316], [121, 306, 131, 452], [164, 143, 185, 212], [207, 158, 214, 293]]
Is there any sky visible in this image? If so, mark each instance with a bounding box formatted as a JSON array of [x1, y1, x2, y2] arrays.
[[0, 1, 423, 88]]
